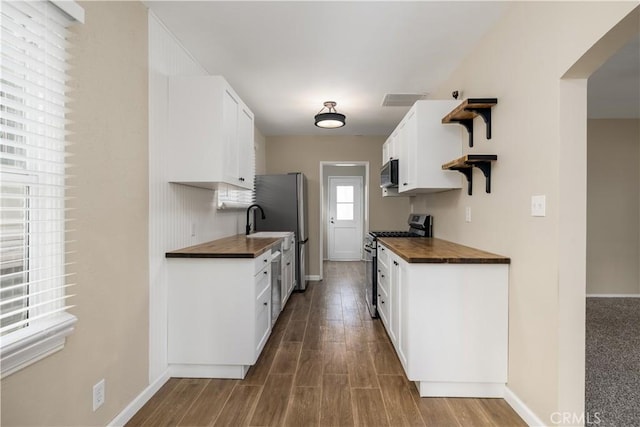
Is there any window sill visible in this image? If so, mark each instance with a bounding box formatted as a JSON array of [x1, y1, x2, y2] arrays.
[[1, 313, 77, 378]]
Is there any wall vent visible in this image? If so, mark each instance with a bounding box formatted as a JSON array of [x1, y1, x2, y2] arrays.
[[381, 93, 428, 107]]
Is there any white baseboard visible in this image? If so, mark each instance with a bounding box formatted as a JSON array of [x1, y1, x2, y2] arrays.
[[108, 369, 170, 427], [504, 386, 546, 427], [415, 381, 505, 398], [169, 363, 249, 379], [306, 275, 321, 281], [586, 294, 640, 298]]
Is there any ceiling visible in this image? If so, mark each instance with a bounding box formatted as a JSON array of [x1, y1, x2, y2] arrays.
[[146, 1, 639, 137]]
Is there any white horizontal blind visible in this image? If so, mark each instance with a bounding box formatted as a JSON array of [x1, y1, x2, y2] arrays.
[[216, 184, 253, 210], [0, 1, 75, 338]]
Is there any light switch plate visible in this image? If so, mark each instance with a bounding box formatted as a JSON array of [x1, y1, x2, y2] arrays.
[[531, 195, 546, 217], [465, 207, 471, 223]]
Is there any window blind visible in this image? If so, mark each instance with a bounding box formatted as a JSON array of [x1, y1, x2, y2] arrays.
[[216, 184, 254, 210], [0, 0, 78, 375]]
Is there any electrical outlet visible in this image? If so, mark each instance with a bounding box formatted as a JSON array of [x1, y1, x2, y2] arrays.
[[465, 207, 472, 223], [93, 379, 105, 411]]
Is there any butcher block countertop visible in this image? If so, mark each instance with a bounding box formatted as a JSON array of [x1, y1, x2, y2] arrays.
[[166, 235, 281, 259], [378, 237, 510, 264]]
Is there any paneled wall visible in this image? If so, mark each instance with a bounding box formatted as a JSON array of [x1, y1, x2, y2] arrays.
[[148, 13, 245, 381]]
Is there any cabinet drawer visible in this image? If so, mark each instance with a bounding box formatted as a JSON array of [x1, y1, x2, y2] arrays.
[[254, 250, 271, 275], [377, 279, 390, 328], [377, 262, 389, 286], [378, 268, 389, 295], [378, 245, 390, 269], [255, 265, 270, 296]]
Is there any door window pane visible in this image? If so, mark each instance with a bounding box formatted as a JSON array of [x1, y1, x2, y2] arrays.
[[336, 186, 353, 203], [336, 203, 354, 220]]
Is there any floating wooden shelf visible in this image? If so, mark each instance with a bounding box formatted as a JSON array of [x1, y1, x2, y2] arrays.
[[442, 154, 497, 195], [442, 98, 498, 147]]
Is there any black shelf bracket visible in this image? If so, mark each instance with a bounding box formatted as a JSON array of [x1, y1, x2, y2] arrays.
[[465, 106, 492, 140], [450, 118, 474, 147], [451, 167, 474, 195], [442, 154, 497, 196], [442, 98, 497, 147], [474, 161, 493, 193]]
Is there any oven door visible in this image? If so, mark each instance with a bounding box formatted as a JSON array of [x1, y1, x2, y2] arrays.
[[363, 240, 378, 318]]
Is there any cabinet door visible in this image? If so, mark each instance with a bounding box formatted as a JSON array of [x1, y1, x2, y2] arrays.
[[397, 120, 409, 191], [281, 253, 292, 306], [255, 271, 271, 359], [377, 275, 390, 331], [399, 110, 417, 192], [382, 131, 398, 164], [286, 254, 294, 295], [382, 139, 390, 164], [390, 256, 406, 365], [222, 89, 240, 186], [237, 106, 254, 190]]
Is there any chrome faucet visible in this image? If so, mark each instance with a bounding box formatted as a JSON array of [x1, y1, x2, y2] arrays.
[[246, 204, 266, 235]]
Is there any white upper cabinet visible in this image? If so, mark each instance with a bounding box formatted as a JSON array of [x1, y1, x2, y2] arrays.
[[382, 128, 399, 164], [167, 75, 254, 190], [389, 100, 463, 195]]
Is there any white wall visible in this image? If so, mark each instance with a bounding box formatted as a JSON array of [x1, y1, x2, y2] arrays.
[[148, 12, 246, 382], [587, 119, 640, 295]]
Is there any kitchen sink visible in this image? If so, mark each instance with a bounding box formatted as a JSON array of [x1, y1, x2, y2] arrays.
[[247, 231, 292, 238], [248, 231, 293, 250]]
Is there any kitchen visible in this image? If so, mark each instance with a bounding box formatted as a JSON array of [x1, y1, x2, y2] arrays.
[[1, 2, 638, 427]]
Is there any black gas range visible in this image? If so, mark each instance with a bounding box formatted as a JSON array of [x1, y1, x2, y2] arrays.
[[363, 214, 432, 318]]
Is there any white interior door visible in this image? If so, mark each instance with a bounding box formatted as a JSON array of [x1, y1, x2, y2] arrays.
[[328, 176, 363, 260]]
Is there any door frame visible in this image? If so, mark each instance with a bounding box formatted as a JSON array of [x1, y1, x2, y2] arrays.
[[327, 175, 364, 261], [319, 161, 369, 280]]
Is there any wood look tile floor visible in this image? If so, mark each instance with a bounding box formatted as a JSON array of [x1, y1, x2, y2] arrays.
[[127, 261, 526, 427]]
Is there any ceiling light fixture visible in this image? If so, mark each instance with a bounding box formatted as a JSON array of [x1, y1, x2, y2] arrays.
[[314, 101, 346, 129]]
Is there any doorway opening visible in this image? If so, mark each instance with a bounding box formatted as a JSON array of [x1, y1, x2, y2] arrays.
[[319, 162, 369, 280], [584, 33, 640, 425]]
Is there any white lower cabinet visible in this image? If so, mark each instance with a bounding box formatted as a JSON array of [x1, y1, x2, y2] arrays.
[[281, 234, 296, 306], [379, 243, 508, 398], [389, 253, 406, 367], [167, 250, 271, 379]]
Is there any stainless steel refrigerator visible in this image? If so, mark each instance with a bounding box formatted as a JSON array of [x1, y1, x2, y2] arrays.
[[254, 173, 309, 291]]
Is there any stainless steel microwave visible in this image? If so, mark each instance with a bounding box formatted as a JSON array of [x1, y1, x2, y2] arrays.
[[380, 159, 399, 188]]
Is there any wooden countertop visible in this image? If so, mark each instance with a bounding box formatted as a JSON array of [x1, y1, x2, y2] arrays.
[[166, 235, 281, 259], [377, 237, 510, 264]]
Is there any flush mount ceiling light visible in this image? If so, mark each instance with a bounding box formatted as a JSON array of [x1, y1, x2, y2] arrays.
[[314, 101, 346, 129]]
